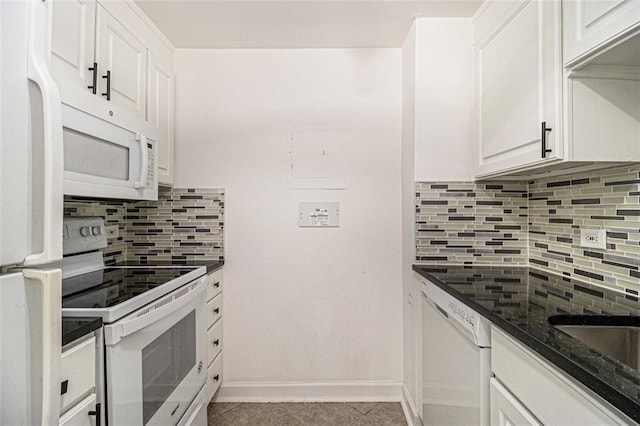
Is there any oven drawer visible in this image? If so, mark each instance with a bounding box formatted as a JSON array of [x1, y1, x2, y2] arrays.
[[207, 319, 222, 365], [206, 353, 223, 402], [60, 336, 96, 414], [207, 293, 222, 327], [206, 270, 222, 301]]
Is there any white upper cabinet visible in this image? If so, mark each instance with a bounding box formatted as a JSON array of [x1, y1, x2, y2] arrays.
[[147, 53, 175, 186], [95, 6, 147, 118], [563, 0, 640, 66], [50, 0, 97, 100], [51, 0, 97, 99], [51, 0, 148, 118], [474, 0, 562, 178]]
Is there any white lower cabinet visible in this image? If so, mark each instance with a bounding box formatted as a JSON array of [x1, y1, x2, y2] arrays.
[[59, 394, 97, 426], [206, 353, 223, 403], [205, 268, 223, 402], [59, 334, 98, 426], [490, 378, 540, 426], [491, 327, 632, 425]]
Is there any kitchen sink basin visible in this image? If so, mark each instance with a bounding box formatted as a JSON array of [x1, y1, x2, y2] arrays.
[[548, 315, 640, 370]]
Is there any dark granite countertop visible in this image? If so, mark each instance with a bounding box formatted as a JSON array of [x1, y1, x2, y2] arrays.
[[62, 316, 102, 346], [113, 260, 224, 274], [413, 264, 640, 423]]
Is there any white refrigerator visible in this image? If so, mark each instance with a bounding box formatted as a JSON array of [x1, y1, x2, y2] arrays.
[[0, 0, 65, 423]]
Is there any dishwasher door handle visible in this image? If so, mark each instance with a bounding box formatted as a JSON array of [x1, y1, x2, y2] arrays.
[[423, 292, 449, 319]]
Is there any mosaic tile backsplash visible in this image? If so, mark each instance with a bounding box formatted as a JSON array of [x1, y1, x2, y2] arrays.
[[415, 182, 529, 264], [64, 188, 224, 265], [529, 165, 639, 295], [416, 164, 640, 294], [128, 187, 224, 263]]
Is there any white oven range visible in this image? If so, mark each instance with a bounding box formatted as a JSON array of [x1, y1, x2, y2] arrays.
[[55, 217, 208, 425]]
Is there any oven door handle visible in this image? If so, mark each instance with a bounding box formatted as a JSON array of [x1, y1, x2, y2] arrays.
[[105, 276, 207, 346]]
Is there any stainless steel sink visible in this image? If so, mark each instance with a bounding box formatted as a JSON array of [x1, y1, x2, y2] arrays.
[[548, 315, 640, 370], [555, 325, 639, 370]]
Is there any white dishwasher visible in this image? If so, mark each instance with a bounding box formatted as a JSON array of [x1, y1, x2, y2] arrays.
[[421, 278, 491, 426]]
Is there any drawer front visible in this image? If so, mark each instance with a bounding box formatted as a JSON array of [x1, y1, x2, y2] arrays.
[[206, 270, 223, 301], [61, 336, 96, 414], [205, 353, 223, 403], [207, 319, 222, 365], [206, 293, 222, 327], [59, 393, 97, 426], [492, 328, 628, 425]]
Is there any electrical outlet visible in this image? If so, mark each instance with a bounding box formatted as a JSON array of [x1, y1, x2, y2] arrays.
[[580, 229, 606, 249], [106, 225, 119, 240]]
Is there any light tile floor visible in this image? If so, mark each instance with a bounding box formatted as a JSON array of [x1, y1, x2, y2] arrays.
[[207, 402, 408, 426]]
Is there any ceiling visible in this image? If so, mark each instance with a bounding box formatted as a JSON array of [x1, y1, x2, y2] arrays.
[[135, 0, 483, 49]]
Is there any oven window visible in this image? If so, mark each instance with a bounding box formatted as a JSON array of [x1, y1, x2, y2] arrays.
[[141, 310, 196, 424]]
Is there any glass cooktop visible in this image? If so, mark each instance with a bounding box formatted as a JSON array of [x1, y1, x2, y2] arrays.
[[62, 267, 201, 309]]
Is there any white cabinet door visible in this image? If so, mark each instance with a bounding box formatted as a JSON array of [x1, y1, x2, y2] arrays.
[[563, 0, 640, 66], [475, 0, 562, 177], [95, 6, 147, 118], [490, 379, 540, 426], [147, 53, 175, 185], [50, 0, 97, 100]]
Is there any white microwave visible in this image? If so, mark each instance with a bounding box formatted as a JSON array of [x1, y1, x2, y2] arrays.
[[62, 103, 158, 200]]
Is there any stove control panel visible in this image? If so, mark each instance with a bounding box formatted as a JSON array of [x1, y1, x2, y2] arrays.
[[63, 217, 108, 255]]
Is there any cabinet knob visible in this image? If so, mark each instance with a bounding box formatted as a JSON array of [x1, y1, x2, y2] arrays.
[[213, 339, 220, 346], [214, 374, 220, 382], [214, 282, 220, 288], [213, 308, 220, 314]]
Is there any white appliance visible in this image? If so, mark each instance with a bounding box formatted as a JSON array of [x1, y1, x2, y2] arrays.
[[0, 0, 64, 423], [420, 277, 491, 426], [58, 218, 208, 425], [62, 102, 159, 201]]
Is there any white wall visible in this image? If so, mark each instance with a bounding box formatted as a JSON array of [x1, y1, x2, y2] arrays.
[[414, 19, 474, 181], [174, 49, 403, 400]]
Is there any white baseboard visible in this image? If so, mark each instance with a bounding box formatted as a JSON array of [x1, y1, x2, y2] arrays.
[[213, 381, 403, 403], [400, 384, 422, 426]]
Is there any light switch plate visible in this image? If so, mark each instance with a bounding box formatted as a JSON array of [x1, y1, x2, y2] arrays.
[[298, 202, 340, 227], [580, 229, 606, 249]]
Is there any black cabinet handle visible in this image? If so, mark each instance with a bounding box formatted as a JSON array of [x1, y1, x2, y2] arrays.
[[213, 339, 220, 346], [541, 121, 552, 158], [213, 282, 220, 288], [87, 62, 98, 94], [214, 308, 220, 314], [60, 379, 69, 395], [88, 403, 101, 426], [102, 70, 111, 101], [214, 374, 220, 382]]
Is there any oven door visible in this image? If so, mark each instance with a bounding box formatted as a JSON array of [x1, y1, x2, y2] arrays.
[[104, 278, 207, 425], [62, 103, 158, 201]]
